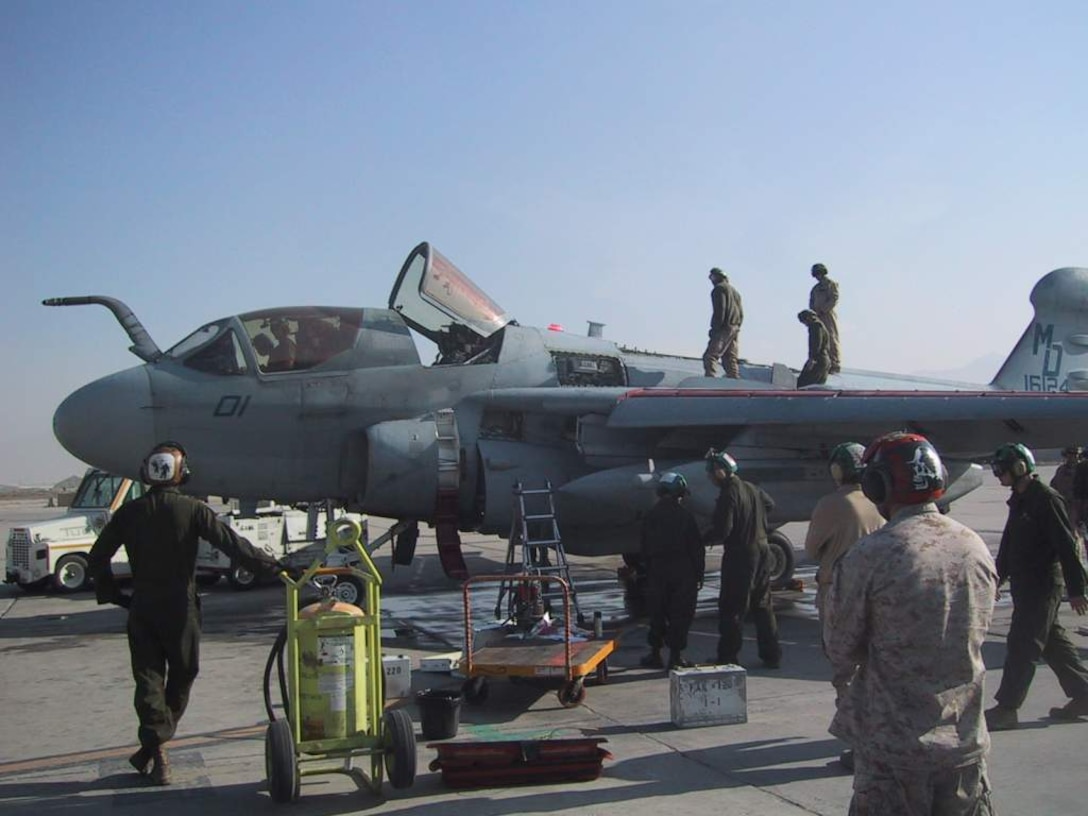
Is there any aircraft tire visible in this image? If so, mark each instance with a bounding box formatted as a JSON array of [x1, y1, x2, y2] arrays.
[[766, 530, 796, 590], [392, 524, 418, 566]]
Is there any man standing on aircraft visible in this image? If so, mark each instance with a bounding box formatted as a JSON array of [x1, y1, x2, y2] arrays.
[[702, 268, 744, 378], [809, 263, 840, 374], [705, 450, 781, 668], [984, 443, 1088, 731], [88, 442, 280, 786], [826, 432, 997, 813], [796, 309, 831, 387], [638, 472, 705, 671]]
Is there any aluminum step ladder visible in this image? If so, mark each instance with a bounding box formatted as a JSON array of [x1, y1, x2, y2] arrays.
[[495, 480, 583, 624]]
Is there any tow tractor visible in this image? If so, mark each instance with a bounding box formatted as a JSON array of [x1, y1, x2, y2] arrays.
[[262, 518, 416, 803]]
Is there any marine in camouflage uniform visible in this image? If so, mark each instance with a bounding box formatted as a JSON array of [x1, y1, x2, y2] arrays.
[[88, 442, 279, 785], [705, 451, 781, 667], [809, 263, 840, 374], [702, 268, 744, 378], [826, 432, 997, 814]]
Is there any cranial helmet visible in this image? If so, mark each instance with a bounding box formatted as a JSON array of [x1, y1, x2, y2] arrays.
[[811, 263, 828, 275], [991, 442, 1036, 479], [656, 471, 689, 498], [705, 448, 738, 475], [708, 267, 726, 281], [798, 309, 818, 323], [141, 441, 191, 486], [829, 442, 866, 484], [860, 432, 946, 505]]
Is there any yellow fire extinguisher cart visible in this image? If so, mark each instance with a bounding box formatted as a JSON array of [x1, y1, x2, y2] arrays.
[[265, 518, 416, 803]]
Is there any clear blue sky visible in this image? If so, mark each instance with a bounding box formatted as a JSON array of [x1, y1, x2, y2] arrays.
[[3, 1, 1086, 484]]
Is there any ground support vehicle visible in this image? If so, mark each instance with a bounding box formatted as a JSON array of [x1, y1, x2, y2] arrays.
[[264, 518, 416, 803], [3, 469, 153, 592], [459, 574, 615, 708]]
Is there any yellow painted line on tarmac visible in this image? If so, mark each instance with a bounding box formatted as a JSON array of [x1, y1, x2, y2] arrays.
[[0, 724, 266, 777]]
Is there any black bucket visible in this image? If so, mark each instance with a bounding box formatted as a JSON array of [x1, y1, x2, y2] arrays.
[[417, 688, 463, 740]]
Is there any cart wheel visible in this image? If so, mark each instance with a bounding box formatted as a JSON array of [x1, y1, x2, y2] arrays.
[[558, 679, 587, 708], [462, 676, 490, 706], [595, 660, 609, 685], [266, 719, 299, 803], [383, 709, 417, 789]]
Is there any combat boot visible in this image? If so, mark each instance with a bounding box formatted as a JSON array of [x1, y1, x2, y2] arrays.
[[128, 746, 152, 775], [1049, 696, 1088, 721], [639, 650, 664, 669], [985, 705, 1019, 731], [150, 746, 172, 786]]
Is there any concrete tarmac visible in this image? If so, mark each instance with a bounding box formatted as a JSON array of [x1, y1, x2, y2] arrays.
[[1, 469, 1087, 814]]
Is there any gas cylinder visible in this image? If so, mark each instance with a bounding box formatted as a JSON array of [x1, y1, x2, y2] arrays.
[[295, 598, 366, 741]]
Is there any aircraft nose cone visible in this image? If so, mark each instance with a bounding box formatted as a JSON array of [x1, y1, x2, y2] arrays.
[[54, 366, 156, 476]]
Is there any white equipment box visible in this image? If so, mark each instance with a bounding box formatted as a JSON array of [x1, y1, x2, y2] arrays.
[[419, 651, 463, 673], [382, 654, 412, 698], [670, 664, 747, 727]]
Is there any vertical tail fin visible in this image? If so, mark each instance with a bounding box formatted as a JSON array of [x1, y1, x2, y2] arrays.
[[991, 267, 1088, 391]]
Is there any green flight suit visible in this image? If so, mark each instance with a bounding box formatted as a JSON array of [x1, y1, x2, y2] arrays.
[[88, 487, 278, 751]]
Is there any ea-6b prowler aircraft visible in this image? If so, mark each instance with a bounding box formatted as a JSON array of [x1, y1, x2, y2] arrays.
[[46, 243, 1088, 585]]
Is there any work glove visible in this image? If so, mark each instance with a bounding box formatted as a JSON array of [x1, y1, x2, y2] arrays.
[[113, 591, 132, 609]]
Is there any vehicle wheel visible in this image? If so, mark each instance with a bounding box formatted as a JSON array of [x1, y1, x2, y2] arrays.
[[766, 530, 796, 590], [265, 719, 299, 803], [53, 554, 90, 593], [228, 563, 257, 591], [461, 676, 489, 706], [383, 708, 417, 789], [332, 575, 365, 606], [557, 679, 586, 708]]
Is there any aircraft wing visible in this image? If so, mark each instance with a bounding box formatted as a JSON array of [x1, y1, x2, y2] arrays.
[[465, 386, 1088, 462], [603, 388, 1088, 459]]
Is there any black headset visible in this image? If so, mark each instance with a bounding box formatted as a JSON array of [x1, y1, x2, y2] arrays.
[[860, 462, 892, 505]]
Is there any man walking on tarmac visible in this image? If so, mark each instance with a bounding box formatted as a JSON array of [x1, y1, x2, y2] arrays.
[[638, 472, 705, 671], [702, 268, 744, 378], [826, 432, 997, 814], [984, 443, 1088, 732], [809, 263, 841, 374], [705, 449, 781, 668], [88, 441, 280, 785]]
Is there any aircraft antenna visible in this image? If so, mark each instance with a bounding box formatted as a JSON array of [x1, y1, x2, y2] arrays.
[[43, 295, 163, 362]]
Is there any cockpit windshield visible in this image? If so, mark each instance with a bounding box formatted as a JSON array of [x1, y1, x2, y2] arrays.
[[388, 242, 511, 344]]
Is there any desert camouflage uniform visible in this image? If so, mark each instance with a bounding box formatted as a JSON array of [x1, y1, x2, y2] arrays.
[[826, 503, 997, 815], [702, 278, 744, 378], [809, 276, 840, 372]]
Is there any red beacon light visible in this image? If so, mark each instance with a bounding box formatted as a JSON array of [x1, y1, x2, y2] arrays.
[[547, 323, 564, 332]]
